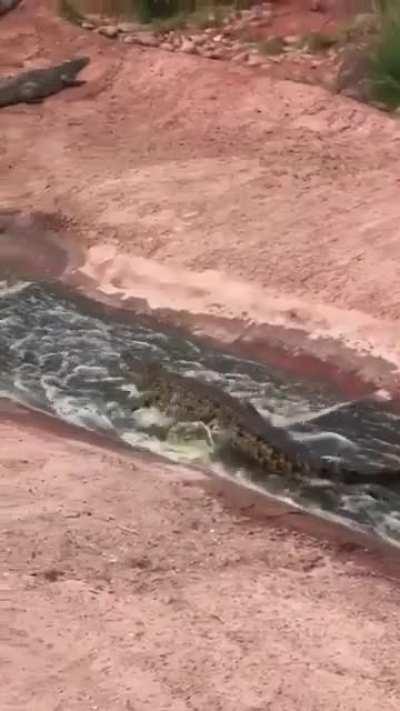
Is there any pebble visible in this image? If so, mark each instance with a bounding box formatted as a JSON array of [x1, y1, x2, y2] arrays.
[[232, 51, 249, 63], [247, 53, 262, 67], [77, 4, 333, 77], [285, 35, 301, 45], [117, 21, 139, 33], [134, 32, 159, 47], [181, 38, 197, 54], [97, 25, 119, 38], [201, 48, 225, 60]]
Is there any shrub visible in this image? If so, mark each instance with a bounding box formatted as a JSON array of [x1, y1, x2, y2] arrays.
[[368, 9, 400, 108]]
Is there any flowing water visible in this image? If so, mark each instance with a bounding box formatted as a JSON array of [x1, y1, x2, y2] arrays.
[[2, 279, 400, 545]]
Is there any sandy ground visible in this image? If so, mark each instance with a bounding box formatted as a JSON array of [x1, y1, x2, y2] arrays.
[[2, 416, 400, 711], [3, 2, 400, 709]]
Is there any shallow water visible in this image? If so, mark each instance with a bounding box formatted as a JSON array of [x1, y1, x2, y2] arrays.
[[2, 279, 400, 544]]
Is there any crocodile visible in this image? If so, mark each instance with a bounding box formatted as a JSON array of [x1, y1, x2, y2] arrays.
[[0, 0, 22, 16], [0, 57, 90, 108], [125, 360, 400, 485]]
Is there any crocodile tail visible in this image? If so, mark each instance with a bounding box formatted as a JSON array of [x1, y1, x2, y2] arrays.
[[318, 460, 400, 486]]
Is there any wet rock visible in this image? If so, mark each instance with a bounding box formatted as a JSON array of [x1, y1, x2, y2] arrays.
[[97, 25, 119, 39]]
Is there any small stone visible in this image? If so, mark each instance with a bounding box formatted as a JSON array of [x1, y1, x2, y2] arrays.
[[231, 50, 248, 63], [81, 21, 95, 31], [134, 32, 159, 47], [160, 42, 175, 51], [285, 35, 300, 45], [181, 38, 197, 54], [247, 54, 262, 67], [253, 17, 272, 28], [122, 35, 136, 44], [208, 49, 226, 60], [117, 21, 138, 33], [190, 34, 206, 46], [352, 12, 378, 33], [85, 13, 102, 25], [97, 25, 119, 39]]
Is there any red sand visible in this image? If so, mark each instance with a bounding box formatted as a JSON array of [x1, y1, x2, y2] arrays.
[[2, 416, 400, 711]]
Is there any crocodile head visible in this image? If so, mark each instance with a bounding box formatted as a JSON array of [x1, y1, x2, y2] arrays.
[[123, 357, 165, 390], [60, 56, 90, 80]]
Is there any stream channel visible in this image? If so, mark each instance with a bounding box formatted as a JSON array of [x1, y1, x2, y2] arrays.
[[2, 278, 400, 546]]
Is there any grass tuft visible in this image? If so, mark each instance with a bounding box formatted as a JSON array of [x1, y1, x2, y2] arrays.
[[368, 18, 400, 109]]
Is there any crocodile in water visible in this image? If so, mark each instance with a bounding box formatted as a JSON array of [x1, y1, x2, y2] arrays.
[[125, 360, 400, 485], [0, 57, 90, 108]]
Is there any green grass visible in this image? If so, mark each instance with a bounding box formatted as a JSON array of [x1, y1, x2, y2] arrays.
[[303, 31, 339, 52], [368, 18, 400, 109], [145, 1, 230, 29], [149, 12, 188, 30], [58, 0, 85, 24], [258, 37, 285, 56]]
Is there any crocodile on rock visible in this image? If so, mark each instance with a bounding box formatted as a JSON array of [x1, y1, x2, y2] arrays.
[[0, 57, 90, 108], [125, 360, 400, 486]]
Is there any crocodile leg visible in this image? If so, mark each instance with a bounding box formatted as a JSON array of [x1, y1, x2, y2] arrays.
[[61, 75, 86, 87], [25, 97, 44, 104]]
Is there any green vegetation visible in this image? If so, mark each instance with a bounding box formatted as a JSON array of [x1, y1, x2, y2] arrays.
[[258, 37, 285, 56], [148, 3, 228, 30], [356, 1, 400, 109], [64, 0, 247, 23], [59, 0, 85, 24], [368, 15, 400, 109], [304, 31, 339, 52]]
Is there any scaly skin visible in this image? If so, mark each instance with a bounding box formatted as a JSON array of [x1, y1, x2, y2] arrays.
[[128, 361, 317, 478], [125, 360, 400, 485], [0, 57, 90, 108]]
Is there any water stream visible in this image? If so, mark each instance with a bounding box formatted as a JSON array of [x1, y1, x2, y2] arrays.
[[2, 279, 400, 545]]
